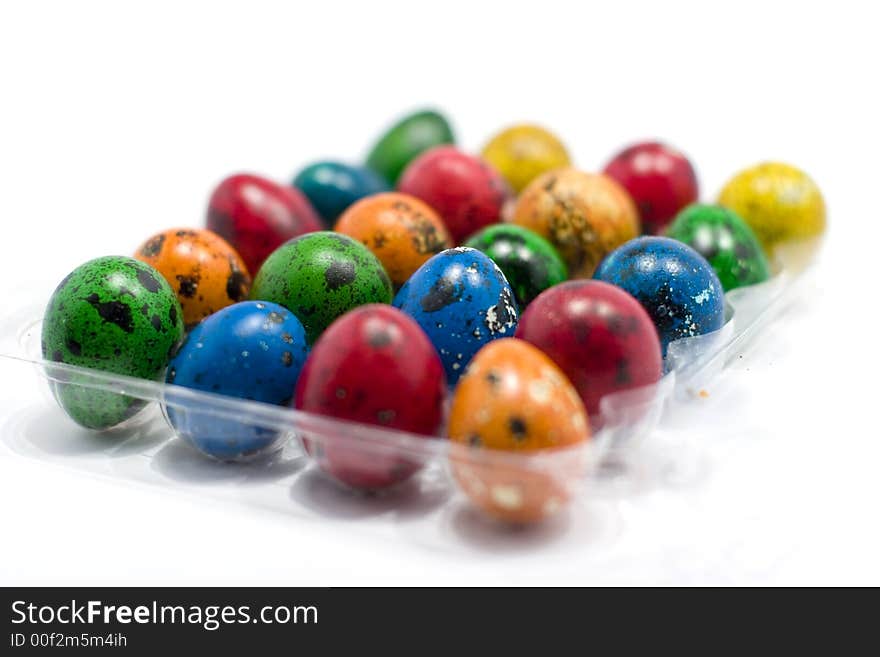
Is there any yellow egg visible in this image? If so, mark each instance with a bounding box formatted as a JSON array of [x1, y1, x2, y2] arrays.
[[481, 124, 571, 193], [717, 162, 826, 253]]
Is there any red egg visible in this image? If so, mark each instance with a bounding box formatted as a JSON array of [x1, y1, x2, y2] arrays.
[[515, 280, 663, 425], [603, 142, 698, 235], [398, 146, 508, 244], [294, 304, 447, 490], [206, 173, 322, 274]]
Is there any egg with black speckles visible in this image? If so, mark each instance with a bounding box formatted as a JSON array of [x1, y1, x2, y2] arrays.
[[164, 301, 308, 460], [41, 256, 185, 430], [463, 223, 567, 308], [334, 192, 452, 288], [666, 204, 771, 291], [249, 231, 393, 344], [512, 168, 641, 278], [134, 227, 251, 328], [294, 304, 446, 490], [593, 236, 724, 357], [717, 161, 825, 253], [449, 338, 590, 524], [392, 247, 519, 385], [516, 280, 663, 423]]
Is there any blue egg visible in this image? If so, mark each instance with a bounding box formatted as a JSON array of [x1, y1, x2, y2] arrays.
[[292, 160, 389, 226], [593, 236, 724, 357], [164, 301, 309, 460], [393, 247, 518, 384]]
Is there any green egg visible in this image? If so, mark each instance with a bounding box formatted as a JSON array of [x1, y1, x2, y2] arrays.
[[41, 256, 185, 430], [464, 224, 567, 307], [365, 109, 455, 185], [249, 232, 393, 344], [667, 204, 771, 291]]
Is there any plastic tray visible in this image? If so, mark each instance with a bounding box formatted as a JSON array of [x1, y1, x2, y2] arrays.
[[0, 259, 810, 535]]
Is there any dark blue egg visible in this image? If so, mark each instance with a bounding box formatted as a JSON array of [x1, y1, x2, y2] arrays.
[[393, 247, 518, 384], [292, 160, 389, 226], [593, 236, 724, 357], [164, 301, 309, 460]]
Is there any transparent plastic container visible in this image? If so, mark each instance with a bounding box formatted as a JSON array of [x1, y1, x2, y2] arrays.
[[0, 254, 812, 532]]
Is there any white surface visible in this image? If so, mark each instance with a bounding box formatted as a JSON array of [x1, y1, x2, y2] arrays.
[[1, 0, 878, 585]]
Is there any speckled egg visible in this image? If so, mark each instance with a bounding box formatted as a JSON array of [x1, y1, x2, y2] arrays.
[[164, 301, 308, 460], [667, 204, 771, 291], [481, 124, 571, 193], [294, 304, 446, 490], [449, 338, 590, 524], [334, 192, 452, 288], [603, 141, 699, 235], [133, 227, 250, 328], [397, 146, 509, 244], [392, 247, 518, 385], [292, 160, 390, 227], [464, 224, 567, 308], [512, 168, 640, 278], [249, 231, 392, 344], [206, 173, 323, 274], [41, 256, 184, 429], [717, 162, 826, 253], [516, 280, 663, 423], [593, 236, 724, 357], [365, 109, 455, 185]]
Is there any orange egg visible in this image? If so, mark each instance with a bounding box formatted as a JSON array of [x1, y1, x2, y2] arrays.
[[134, 228, 250, 328], [334, 192, 452, 287], [448, 338, 590, 523], [512, 168, 640, 278]]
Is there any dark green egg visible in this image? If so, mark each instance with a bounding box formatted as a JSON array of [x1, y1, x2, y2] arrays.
[[365, 109, 455, 185], [249, 232, 393, 344], [464, 224, 567, 307], [667, 204, 771, 291], [41, 256, 185, 430]]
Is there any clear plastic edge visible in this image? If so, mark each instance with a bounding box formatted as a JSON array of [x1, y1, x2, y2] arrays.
[[0, 262, 807, 492]]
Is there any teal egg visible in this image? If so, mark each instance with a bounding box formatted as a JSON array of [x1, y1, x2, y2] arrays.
[[292, 161, 389, 226]]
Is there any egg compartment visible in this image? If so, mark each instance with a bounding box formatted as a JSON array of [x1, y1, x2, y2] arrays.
[[0, 259, 808, 532]]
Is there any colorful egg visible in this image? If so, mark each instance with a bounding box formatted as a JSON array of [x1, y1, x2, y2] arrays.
[[593, 236, 724, 357], [515, 280, 663, 422], [249, 231, 392, 344], [603, 141, 699, 235], [481, 124, 571, 193], [133, 227, 250, 328], [512, 168, 640, 278], [667, 204, 771, 291], [392, 247, 518, 385], [365, 109, 455, 184], [292, 160, 390, 227], [294, 304, 446, 490], [165, 301, 309, 460], [397, 146, 508, 244], [41, 257, 184, 429], [463, 224, 567, 308], [717, 161, 826, 253], [206, 173, 322, 274], [449, 338, 590, 524], [334, 192, 452, 288]]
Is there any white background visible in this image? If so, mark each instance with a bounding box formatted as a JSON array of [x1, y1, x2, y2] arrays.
[[1, 0, 878, 585]]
